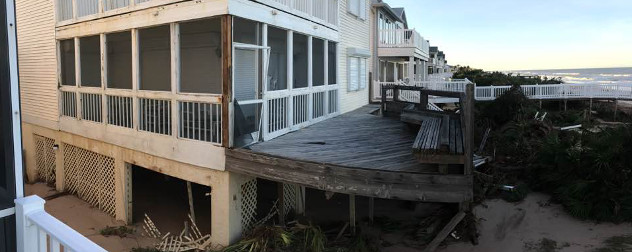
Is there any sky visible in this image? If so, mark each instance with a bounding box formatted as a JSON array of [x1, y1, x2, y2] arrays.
[[385, 0, 632, 71]]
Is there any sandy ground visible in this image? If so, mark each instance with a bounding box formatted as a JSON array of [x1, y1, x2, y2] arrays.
[[439, 193, 632, 252], [25, 182, 158, 252]]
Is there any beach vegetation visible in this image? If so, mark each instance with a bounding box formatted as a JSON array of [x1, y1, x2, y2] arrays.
[[452, 66, 563, 86]]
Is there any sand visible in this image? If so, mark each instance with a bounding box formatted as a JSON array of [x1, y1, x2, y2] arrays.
[[25, 183, 158, 252], [439, 193, 632, 252]]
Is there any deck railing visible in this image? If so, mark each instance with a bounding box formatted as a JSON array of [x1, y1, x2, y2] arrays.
[[372, 79, 472, 102], [56, 0, 181, 23], [378, 29, 430, 56], [15, 195, 107, 252], [373, 80, 632, 102], [475, 83, 632, 101], [264, 85, 339, 140], [59, 87, 222, 144], [254, 0, 339, 27]]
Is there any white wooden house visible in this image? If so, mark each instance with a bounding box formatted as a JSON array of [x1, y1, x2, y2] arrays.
[[15, 0, 375, 246], [371, 0, 430, 84]]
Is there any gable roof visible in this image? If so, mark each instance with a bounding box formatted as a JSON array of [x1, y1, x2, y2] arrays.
[[372, 0, 407, 27]]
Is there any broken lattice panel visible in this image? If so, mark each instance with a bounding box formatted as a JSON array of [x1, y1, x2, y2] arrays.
[[63, 144, 116, 217], [34, 134, 56, 184], [240, 178, 258, 231], [283, 183, 299, 215]]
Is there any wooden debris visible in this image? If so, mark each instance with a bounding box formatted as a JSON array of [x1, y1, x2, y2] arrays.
[[142, 214, 214, 252]]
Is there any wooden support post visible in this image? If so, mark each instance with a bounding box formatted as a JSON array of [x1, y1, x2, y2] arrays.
[[187, 181, 196, 224], [564, 100, 567, 111], [539, 100, 542, 109], [221, 15, 233, 147], [589, 98, 593, 119], [614, 99, 618, 120], [380, 85, 386, 116], [349, 195, 356, 235], [463, 84, 474, 176], [368, 197, 374, 225], [278, 183, 285, 226]]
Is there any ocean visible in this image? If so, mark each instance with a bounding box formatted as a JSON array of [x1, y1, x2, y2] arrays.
[[510, 67, 632, 85]]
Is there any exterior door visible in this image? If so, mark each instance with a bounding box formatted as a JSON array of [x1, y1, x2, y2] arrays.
[[232, 43, 269, 147]]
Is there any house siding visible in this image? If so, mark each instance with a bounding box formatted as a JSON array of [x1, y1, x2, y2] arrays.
[[16, 0, 59, 125], [338, 0, 371, 114]]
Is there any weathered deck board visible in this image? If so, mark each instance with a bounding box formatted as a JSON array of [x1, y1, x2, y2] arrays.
[[225, 105, 474, 202], [248, 106, 437, 173]]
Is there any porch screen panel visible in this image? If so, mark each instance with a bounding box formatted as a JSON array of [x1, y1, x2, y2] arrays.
[[312, 38, 324, 86], [267, 27, 287, 91], [80, 35, 101, 87], [180, 18, 222, 94], [107, 31, 132, 89], [293, 33, 308, 89], [328, 42, 336, 84], [60, 39, 76, 86], [139, 25, 171, 91]]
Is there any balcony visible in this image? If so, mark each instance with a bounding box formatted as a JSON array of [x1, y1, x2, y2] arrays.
[[56, 0, 185, 25], [252, 0, 339, 28], [378, 29, 430, 59]]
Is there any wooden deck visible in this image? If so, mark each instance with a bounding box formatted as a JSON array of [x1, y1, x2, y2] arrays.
[[225, 105, 473, 203]]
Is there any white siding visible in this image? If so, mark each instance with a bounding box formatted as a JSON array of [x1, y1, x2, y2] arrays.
[[338, 0, 371, 114], [16, 0, 59, 125]]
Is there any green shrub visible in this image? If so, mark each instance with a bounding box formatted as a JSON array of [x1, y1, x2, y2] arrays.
[[529, 126, 632, 222]]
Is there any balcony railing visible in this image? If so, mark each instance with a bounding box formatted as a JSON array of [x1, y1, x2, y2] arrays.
[[254, 0, 339, 27], [264, 85, 340, 140], [15, 195, 107, 252], [59, 87, 222, 145], [378, 29, 430, 57], [56, 0, 181, 23], [372, 79, 472, 102], [475, 83, 632, 101]]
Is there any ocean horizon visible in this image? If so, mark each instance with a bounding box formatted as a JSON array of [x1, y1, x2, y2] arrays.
[[508, 67, 632, 85]]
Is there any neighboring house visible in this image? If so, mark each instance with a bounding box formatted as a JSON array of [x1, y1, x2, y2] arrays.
[[371, 0, 430, 86], [429, 46, 448, 74], [15, 0, 373, 246]]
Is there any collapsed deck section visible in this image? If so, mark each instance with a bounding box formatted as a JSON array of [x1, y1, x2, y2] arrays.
[[225, 106, 473, 203]]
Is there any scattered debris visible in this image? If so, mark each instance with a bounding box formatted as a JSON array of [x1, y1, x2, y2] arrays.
[[100, 226, 134, 238], [141, 214, 214, 252], [559, 124, 582, 131], [524, 238, 569, 252]]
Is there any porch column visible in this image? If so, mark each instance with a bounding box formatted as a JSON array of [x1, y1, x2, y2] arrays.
[[210, 172, 250, 246], [408, 56, 414, 82]]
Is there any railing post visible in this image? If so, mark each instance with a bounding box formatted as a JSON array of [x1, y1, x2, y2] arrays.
[[15, 195, 46, 252]]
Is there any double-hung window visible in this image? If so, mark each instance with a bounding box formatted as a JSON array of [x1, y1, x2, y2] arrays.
[[347, 0, 366, 20], [348, 57, 367, 92]]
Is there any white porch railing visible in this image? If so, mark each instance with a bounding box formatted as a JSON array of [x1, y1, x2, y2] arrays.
[[378, 29, 430, 57], [15, 195, 107, 252], [373, 80, 632, 102], [254, 0, 339, 27], [372, 79, 472, 102], [59, 87, 223, 144], [263, 85, 339, 141], [475, 83, 632, 101], [56, 0, 181, 23]]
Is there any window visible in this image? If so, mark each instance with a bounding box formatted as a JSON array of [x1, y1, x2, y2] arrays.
[[233, 17, 260, 45], [107, 31, 132, 89], [180, 18, 222, 94], [293, 33, 308, 89], [60, 39, 75, 86], [328, 42, 337, 85], [139, 25, 171, 91], [347, 0, 366, 20], [348, 57, 367, 91], [267, 26, 287, 91], [312, 38, 324, 86], [80, 35, 101, 87]]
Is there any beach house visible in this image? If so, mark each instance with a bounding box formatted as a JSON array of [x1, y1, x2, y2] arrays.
[[371, 0, 430, 85], [14, 0, 474, 248]]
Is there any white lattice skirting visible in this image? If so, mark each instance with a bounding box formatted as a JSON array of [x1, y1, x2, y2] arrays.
[[63, 144, 116, 217], [240, 178, 258, 231], [34, 134, 56, 184]]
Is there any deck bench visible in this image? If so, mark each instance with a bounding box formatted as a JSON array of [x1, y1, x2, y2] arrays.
[[411, 113, 465, 165]]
